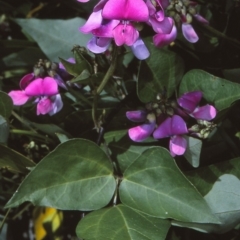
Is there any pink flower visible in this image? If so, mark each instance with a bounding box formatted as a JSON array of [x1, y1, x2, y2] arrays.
[[153, 115, 188, 157], [126, 110, 156, 142], [177, 91, 217, 121], [8, 77, 63, 116]]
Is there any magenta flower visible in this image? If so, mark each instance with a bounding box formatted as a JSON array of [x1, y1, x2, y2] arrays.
[[153, 115, 188, 156], [177, 91, 217, 121], [8, 77, 63, 116], [80, 0, 150, 60], [127, 110, 156, 142]]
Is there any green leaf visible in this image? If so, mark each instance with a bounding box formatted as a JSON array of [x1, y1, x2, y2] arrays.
[[5, 139, 116, 210], [179, 69, 240, 111], [137, 39, 184, 102], [104, 130, 156, 173], [119, 147, 220, 223], [184, 136, 202, 168], [0, 91, 13, 119], [76, 204, 171, 240], [173, 157, 240, 233], [0, 144, 35, 173], [14, 18, 90, 61], [0, 116, 9, 144]]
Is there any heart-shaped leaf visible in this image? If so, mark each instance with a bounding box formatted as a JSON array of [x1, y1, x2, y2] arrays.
[[5, 139, 116, 210], [173, 157, 240, 233], [76, 204, 171, 240], [179, 69, 240, 111], [14, 18, 90, 61], [138, 38, 184, 102], [119, 147, 220, 223]]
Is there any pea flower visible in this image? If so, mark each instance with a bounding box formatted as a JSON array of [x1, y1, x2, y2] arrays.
[[166, 0, 208, 43], [126, 110, 156, 142], [8, 77, 63, 116], [153, 115, 188, 156], [177, 91, 217, 121], [80, 0, 151, 60]]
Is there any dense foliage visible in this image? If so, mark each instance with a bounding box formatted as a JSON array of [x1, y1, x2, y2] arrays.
[[1, 0, 240, 239]]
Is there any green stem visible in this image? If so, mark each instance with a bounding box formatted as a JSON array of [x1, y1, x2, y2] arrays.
[[0, 208, 11, 232], [92, 45, 119, 129], [199, 23, 240, 49]]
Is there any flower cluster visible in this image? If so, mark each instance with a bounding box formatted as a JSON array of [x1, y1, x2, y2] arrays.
[[126, 91, 217, 156], [77, 0, 207, 59], [7, 59, 74, 116]]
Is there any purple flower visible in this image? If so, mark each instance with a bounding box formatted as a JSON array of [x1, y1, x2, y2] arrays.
[[8, 77, 63, 116], [126, 110, 156, 142], [80, 0, 150, 60], [177, 91, 217, 121], [153, 115, 188, 156]]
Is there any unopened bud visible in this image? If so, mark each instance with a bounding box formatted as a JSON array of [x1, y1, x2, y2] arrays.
[[189, 124, 200, 132], [146, 113, 156, 123], [166, 107, 174, 116], [186, 13, 192, 23], [188, 6, 196, 15]]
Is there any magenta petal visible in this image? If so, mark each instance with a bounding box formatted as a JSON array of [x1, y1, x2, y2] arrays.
[[128, 123, 155, 142], [153, 25, 177, 48], [87, 36, 111, 53], [182, 23, 199, 43], [130, 38, 150, 60], [177, 91, 202, 112], [113, 24, 139, 46], [37, 98, 53, 115], [102, 0, 149, 22], [126, 110, 147, 122], [25, 77, 58, 96], [92, 20, 119, 38], [8, 90, 30, 105], [150, 17, 173, 34], [153, 117, 172, 139], [80, 10, 103, 33], [170, 135, 187, 156], [155, 10, 165, 22], [191, 104, 217, 120], [48, 94, 63, 116], [145, 0, 156, 16], [20, 73, 34, 89], [171, 115, 188, 135]]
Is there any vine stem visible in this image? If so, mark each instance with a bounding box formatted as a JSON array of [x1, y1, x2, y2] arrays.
[[92, 45, 119, 129]]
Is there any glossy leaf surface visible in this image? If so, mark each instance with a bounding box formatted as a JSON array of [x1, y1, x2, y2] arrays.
[[5, 139, 116, 210], [76, 204, 171, 240], [179, 69, 240, 111], [138, 39, 184, 102], [119, 147, 219, 223]]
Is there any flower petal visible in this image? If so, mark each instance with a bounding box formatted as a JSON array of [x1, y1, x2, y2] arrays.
[[126, 110, 147, 122], [20, 73, 34, 89], [25, 77, 58, 96], [153, 117, 172, 139], [37, 98, 53, 115], [191, 104, 217, 120], [169, 135, 187, 156], [80, 10, 103, 33], [130, 38, 150, 60], [171, 115, 188, 135], [87, 36, 111, 54], [177, 91, 202, 113], [8, 90, 30, 105], [48, 94, 63, 116], [150, 17, 173, 34], [113, 24, 139, 46], [92, 19, 119, 38], [153, 25, 177, 48], [128, 122, 155, 142], [182, 23, 199, 43], [102, 0, 149, 22]]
